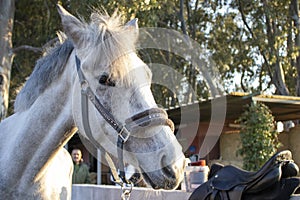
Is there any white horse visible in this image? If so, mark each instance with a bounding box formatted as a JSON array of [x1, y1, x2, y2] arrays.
[[0, 5, 186, 200]]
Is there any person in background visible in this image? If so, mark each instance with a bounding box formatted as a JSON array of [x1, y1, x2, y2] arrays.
[[71, 148, 91, 184]]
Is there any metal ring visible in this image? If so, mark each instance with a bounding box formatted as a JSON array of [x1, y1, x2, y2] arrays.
[[80, 80, 89, 92]]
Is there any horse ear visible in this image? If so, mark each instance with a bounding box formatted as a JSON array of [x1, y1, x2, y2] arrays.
[[125, 18, 139, 30], [57, 4, 85, 49], [125, 18, 139, 41]]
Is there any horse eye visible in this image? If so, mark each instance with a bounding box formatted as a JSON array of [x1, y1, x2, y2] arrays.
[[99, 73, 115, 87], [99, 73, 109, 85]]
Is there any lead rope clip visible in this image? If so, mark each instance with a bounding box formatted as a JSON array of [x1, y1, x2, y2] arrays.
[[120, 182, 133, 200]]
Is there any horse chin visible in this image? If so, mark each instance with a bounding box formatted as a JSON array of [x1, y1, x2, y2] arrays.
[[141, 168, 180, 190]]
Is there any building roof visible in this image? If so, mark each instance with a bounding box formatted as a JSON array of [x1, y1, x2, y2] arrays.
[[167, 92, 300, 124]]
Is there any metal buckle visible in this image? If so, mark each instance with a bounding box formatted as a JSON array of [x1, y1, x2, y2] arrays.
[[118, 126, 130, 142]]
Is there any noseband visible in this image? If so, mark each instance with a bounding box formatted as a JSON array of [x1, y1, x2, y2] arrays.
[[75, 55, 174, 185]]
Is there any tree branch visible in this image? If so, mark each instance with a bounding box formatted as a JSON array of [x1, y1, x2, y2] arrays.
[[12, 37, 59, 54], [12, 45, 42, 54], [238, 0, 273, 81], [191, 0, 199, 40], [179, 0, 187, 35]]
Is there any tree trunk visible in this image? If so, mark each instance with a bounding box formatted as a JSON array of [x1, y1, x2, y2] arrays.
[[262, 0, 289, 95], [290, 0, 300, 96], [0, 0, 15, 120]]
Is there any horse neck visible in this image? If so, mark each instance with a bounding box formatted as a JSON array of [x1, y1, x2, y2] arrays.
[[0, 57, 77, 186]]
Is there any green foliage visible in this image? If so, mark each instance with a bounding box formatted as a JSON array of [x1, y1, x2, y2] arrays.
[[236, 102, 281, 171]]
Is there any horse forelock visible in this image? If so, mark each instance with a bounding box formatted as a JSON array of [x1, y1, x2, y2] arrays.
[[14, 40, 74, 113], [88, 10, 138, 87]]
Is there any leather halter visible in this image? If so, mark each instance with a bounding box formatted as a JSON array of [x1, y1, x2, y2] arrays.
[[75, 55, 174, 184]]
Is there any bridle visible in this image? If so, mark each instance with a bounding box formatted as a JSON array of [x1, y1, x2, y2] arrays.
[[75, 55, 174, 191]]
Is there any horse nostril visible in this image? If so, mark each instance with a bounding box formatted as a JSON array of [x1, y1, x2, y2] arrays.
[[161, 155, 176, 178], [162, 166, 176, 179]]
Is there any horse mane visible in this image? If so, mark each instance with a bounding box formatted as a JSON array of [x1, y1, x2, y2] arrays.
[[14, 38, 74, 113], [14, 10, 138, 113]]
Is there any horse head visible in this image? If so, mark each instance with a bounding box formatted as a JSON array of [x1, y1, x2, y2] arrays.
[[57, 5, 186, 189]]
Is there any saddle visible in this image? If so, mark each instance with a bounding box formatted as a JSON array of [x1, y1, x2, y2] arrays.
[[189, 150, 300, 200]]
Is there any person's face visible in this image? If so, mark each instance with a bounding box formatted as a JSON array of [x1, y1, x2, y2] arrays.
[[72, 149, 82, 164]]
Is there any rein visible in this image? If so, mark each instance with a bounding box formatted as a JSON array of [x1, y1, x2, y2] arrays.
[[75, 55, 174, 196]]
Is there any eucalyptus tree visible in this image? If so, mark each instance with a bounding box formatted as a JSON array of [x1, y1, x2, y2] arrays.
[[202, 0, 300, 96]]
